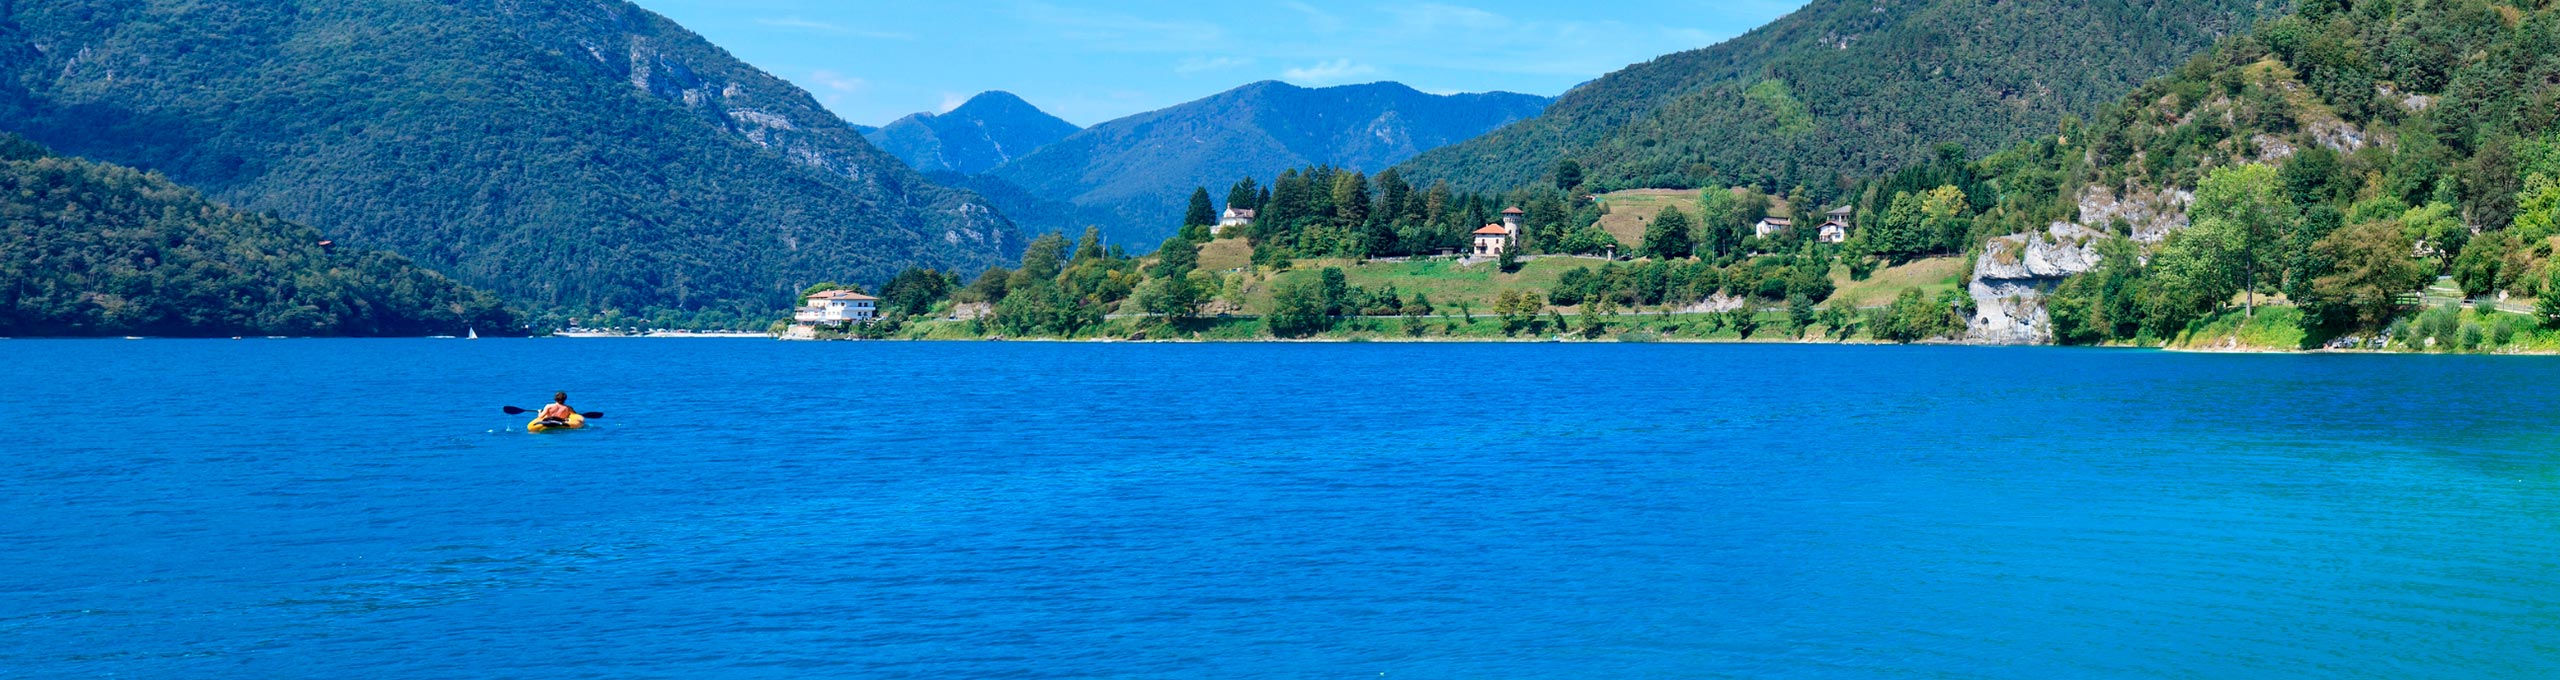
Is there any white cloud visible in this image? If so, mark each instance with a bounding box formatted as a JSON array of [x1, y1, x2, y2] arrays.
[[1280, 59, 1380, 85], [754, 17, 912, 40], [1282, 1, 1346, 32], [1011, 2, 1224, 52], [937, 92, 972, 113], [809, 70, 868, 93], [1386, 3, 1510, 32], [1176, 56, 1254, 74]]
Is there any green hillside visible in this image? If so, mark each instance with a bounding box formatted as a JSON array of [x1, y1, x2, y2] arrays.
[[1947, 0, 2560, 349], [0, 0, 1023, 317], [0, 135, 514, 337], [1397, 0, 2276, 198]]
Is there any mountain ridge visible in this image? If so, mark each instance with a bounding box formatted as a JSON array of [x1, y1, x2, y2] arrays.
[[0, 0, 1024, 314], [985, 80, 1550, 247], [867, 91, 1081, 175]]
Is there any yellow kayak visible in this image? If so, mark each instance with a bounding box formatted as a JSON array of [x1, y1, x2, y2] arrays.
[[527, 413, 587, 433]]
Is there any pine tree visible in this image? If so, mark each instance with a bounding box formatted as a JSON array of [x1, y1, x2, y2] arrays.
[[1184, 187, 1217, 227], [1227, 178, 1264, 214]]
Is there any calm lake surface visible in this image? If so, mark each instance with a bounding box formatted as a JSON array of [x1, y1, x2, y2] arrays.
[[5, 340, 2559, 678]]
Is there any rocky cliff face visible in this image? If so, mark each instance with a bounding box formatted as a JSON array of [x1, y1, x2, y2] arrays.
[[1969, 223, 2108, 343], [1964, 182, 2194, 343], [512, 1, 1018, 249]]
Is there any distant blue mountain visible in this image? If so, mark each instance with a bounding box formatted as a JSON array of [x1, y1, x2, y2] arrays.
[[984, 81, 1551, 247], [866, 92, 1080, 175]]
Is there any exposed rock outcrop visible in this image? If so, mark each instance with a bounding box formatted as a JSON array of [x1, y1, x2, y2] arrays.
[[1968, 223, 2109, 344], [2074, 184, 2193, 243]]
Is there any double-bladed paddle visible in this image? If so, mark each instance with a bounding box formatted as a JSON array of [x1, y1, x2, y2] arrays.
[[504, 406, 605, 419]]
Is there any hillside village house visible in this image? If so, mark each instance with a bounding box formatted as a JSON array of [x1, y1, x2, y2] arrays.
[[1754, 216, 1793, 238], [1215, 208, 1255, 235], [1818, 206, 1853, 244], [1473, 207, 1527, 257], [797, 290, 879, 325]]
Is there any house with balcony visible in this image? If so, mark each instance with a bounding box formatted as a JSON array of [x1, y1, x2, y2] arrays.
[[797, 290, 880, 325], [1817, 206, 1853, 244], [1471, 207, 1528, 258]]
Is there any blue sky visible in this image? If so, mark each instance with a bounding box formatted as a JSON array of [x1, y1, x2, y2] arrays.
[[626, 0, 1812, 127]]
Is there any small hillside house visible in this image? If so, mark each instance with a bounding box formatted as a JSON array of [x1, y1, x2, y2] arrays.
[[1473, 224, 1514, 257], [1473, 207, 1528, 257], [798, 290, 879, 324], [1754, 216, 1794, 238], [1215, 208, 1256, 235], [1817, 206, 1852, 244]]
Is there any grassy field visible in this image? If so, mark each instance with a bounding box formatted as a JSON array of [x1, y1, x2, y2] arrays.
[[1196, 236, 1255, 272], [2172, 307, 2310, 350], [1196, 252, 1952, 318], [1829, 257, 1968, 309], [1194, 255, 1618, 316], [1329, 256, 1612, 309], [894, 309, 1844, 343], [1590, 189, 1699, 248]]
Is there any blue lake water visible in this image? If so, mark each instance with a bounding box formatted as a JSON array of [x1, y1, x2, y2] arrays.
[[5, 339, 2560, 678]]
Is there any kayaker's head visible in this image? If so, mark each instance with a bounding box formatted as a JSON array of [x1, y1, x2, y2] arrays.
[[553, 391, 569, 404]]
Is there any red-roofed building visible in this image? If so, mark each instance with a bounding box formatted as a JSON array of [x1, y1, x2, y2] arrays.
[[1473, 223, 1515, 257]]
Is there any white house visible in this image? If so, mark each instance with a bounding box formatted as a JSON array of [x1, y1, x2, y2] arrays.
[[1472, 223, 1514, 257], [797, 290, 880, 324], [1817, 206, 1852, 244], [1215, 208, 1256, 235], [1472, 207, 1528, 257], [1754, 216, 1794, 238]]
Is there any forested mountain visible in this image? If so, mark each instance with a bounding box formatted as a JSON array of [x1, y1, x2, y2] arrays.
[[986, 81, 1549, 247], [1881, 0, 2560, 345], [1397, 0, 2279, 198], [0, 0, 1023, 317], [866, 91, 1080, 175], [0, 135, 515, 337]]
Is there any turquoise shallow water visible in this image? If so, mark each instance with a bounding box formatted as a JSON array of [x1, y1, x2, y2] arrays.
[[5, 340, 2560, 678]]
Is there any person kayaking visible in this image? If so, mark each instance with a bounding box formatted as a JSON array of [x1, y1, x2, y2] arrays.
[[507, 396, 596, 433], [537, 392, 577, 425]]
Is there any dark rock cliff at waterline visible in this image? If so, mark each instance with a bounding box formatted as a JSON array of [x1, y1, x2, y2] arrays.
[[0, 0, 1024, 314]]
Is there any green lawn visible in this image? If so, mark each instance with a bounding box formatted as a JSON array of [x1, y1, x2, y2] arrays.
[[1829, 257, 1967, 309], [1590, 189, 1701, 248], [1325, 256, 1603, 309], [896, 309, 1844, 343], [2173, 307, 2310, 350], [1196, 235, 1255, 273]]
